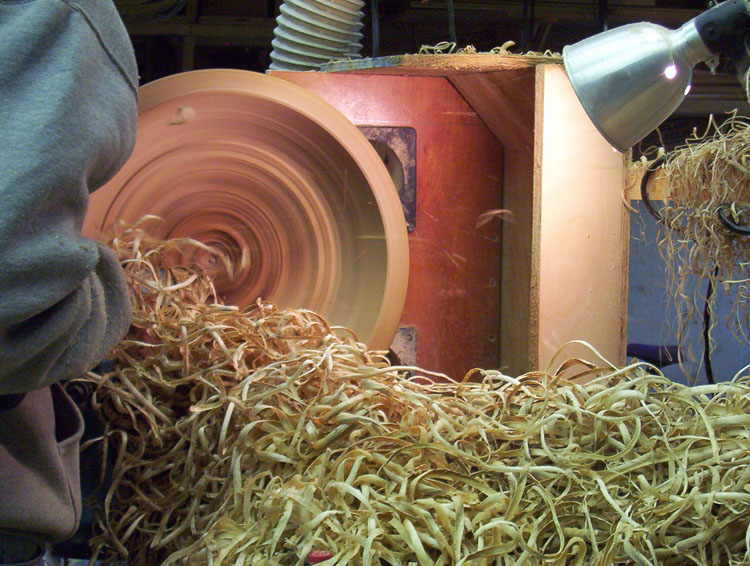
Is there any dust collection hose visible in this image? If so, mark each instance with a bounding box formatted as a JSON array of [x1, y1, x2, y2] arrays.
[[269, 0, 365, 71]]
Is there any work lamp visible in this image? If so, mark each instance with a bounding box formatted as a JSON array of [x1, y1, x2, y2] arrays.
[[563, 0, 750, 151]]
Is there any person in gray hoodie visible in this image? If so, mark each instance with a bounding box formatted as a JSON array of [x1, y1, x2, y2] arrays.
[[0, 1, 138, 563]]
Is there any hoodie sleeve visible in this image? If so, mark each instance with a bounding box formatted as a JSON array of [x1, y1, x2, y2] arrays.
[[0, 0, 138, 394]]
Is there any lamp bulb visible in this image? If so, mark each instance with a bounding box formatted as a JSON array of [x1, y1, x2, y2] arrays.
[[664, 64, 678, 79]]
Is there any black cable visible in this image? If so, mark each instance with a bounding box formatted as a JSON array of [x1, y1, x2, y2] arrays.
[[372, 0, 380, 58], [640, 155, 667, 223], [597, 0, 608, 31], [703, 267, 718, 385], [447, 0, 456, 44], [717, 202, 750, 235], [521, 0, 534, 51], [640, 157, 747, 385], [643, 158, 750, 239]]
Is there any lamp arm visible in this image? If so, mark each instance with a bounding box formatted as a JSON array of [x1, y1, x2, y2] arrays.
[[693, 0, 750, 69]]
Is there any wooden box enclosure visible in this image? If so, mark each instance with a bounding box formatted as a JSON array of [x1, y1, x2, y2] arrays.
[[273, 56, 628, 378]]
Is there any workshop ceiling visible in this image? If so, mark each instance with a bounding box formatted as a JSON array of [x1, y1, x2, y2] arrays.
[[121, 0, 747, 123]]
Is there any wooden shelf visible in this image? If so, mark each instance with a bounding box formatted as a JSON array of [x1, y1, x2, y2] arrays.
[[123, 17, 275, 42], [122, 0, 275, 75], [322, 52, 560, 75]]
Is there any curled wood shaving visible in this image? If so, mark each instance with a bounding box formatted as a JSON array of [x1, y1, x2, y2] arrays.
[[646, 115, 750, 359], [417, 41, 560, 60], [80, 224, 750, 566]]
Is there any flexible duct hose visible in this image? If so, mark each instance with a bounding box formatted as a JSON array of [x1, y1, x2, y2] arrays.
[[269, 0, 364, 71]]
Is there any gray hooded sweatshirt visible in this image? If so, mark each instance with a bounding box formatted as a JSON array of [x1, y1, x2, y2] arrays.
[[0, 0, 137, 545]]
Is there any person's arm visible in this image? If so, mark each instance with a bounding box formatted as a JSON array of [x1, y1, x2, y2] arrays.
[[0, 0, 138, 395]]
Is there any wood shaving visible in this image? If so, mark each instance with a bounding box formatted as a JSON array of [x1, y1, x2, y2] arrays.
[[79, 223, 750, 566], [646, 115, 750, 357], [418, 41, 560, 60]]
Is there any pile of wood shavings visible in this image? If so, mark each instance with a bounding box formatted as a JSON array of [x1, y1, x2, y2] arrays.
[[417, 40, 560, 62], [80, 226, 750, 566], [656, 115, 750, 344]]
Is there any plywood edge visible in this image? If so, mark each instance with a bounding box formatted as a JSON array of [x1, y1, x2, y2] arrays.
[[618, 204, 631, 367], [322, 53, 562, 76], [528, 65, 546, 371], [496, 68, 542, 375]]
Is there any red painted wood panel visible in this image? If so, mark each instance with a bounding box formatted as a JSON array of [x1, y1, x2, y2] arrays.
[[272, 72, 504, 379]]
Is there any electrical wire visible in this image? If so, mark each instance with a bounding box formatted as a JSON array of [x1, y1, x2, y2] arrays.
[[640, 155, 666, 224], [447, 0, 456, 44], [521, 0, 535, 51], [372, 0, 380, 58], [717, 202, 750, 234], [703, 268, 718, 384], [641, 155, 722, 385], [597, 0, 608, 31]]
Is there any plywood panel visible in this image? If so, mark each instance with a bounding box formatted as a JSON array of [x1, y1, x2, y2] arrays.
[[272, 65, 630, 376], [272, 72, 505, 378], [536, 65, 629, 370], [448, 69, 536, 153]]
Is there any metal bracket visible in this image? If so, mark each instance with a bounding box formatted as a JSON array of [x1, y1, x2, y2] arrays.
[[358, 126, 417, 233]]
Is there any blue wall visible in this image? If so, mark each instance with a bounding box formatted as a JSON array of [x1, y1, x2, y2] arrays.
[[627, 201, 750, 384]]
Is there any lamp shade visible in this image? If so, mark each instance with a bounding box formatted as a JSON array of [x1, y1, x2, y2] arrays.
[[563, 21, 712, 151]]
